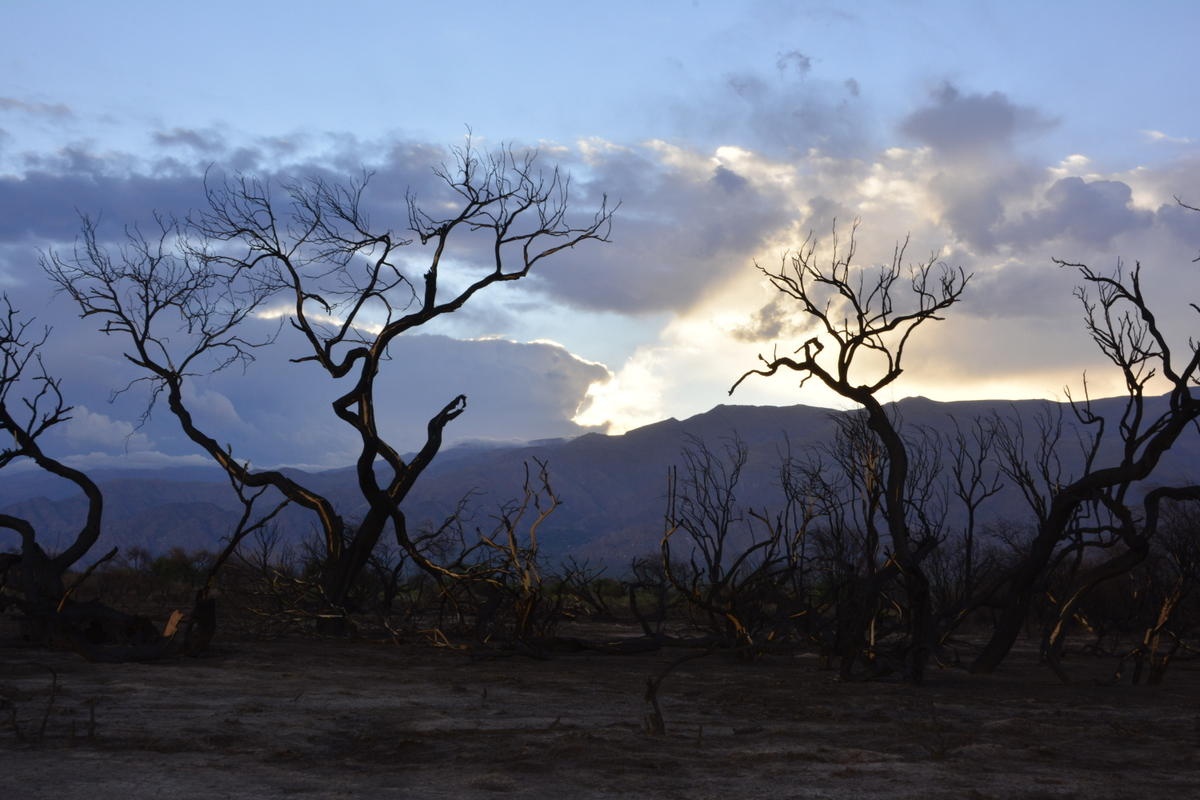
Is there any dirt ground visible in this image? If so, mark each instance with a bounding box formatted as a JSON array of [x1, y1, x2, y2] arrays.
[[2, 625, 1198, 800]]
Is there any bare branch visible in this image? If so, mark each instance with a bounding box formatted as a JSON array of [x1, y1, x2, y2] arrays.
[[49, 141, 613, 612], [733, 221, 968, 399]]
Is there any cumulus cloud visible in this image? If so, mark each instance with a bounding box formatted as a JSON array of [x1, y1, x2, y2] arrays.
[[3, 74, 1200, 461], [900, 82, 1056, 156], [1004, 177, 1153, 247], [529, 142, 795, 315], [156, 332, 614, 466], [891, 84, 1075, 254], [1157, 198, 1200, 252], [51, 405, 154, 454], [28, 314, 614, 469], [181, 386, 251, 431], [925, 165, 1041, 252]]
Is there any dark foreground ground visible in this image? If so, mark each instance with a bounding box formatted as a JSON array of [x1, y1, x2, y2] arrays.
[[2, 626, 1198, 799]]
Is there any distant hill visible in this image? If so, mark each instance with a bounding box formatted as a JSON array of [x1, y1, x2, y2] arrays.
[[6, 395, 1199, 569]]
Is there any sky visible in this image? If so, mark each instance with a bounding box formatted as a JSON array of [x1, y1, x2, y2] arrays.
[[3, 0, 1200, 471]]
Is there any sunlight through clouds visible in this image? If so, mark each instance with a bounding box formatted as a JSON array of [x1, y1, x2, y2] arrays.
[[572, 355, 663, 435], [560, 124, 1200, 438], [3, 1, 1200, 464]]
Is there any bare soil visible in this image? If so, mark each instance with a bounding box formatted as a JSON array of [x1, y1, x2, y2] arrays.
[[2, 626, 1198, 799]]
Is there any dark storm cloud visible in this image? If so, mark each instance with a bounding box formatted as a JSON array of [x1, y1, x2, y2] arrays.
[[171, 136, 790, 319], [806, 194, 856, 227], [900, 83, 1056, 155], [930, 168, 1156, 256], [529, 148, 794, 315], [0, 169, 202, 242], [0, 130, 614, 329], [0, 131, 625, 464], [296, 139, 782, 321], [0, 133, 462, 247], [357, 139, 467, 221], [0, 172, 200, 245], [0, 137, 286, 245]]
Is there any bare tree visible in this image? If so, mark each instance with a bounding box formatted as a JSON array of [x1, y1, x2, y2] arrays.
[[794, 410, 956, 674], [472, 459, 564, 644], [731, 221, 968, 683], [174, 469, 291, 653], [945, 415, 1004, 607], [1121, 495, 1200, 684], [0, 295, 107, 640], [660, 434, 808, 656], [45, 141, 613, 623], [971, 253, 1200, 674]]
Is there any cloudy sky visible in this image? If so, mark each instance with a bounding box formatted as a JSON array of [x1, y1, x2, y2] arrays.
[[4, 0, 1200, 470]]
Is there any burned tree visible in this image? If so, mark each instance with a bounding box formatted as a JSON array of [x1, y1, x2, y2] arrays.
[[1120, 494, 1200, 684], [731, 222, 968, 683], [971, 253, 1200, 675], [944, 415, 1005, 611], [0, 295, 106, 639], [660, 434, 805, 656], [45, 141, 613, 622]]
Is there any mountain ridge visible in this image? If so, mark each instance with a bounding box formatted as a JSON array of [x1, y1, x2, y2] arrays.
[[5, 394, 1198, 568]]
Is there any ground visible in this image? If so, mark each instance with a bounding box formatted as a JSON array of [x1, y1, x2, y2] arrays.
[[2, 625, 1198, 799]]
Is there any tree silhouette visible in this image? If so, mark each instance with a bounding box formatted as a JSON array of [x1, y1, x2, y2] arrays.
[[46, 140, 613, 620], [0, 295, 107, 638], [972, 252, 1200, 674], [731, 221, 968, 683]]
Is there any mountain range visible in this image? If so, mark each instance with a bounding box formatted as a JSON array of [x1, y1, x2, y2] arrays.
[[5, 395, 1199, 571]]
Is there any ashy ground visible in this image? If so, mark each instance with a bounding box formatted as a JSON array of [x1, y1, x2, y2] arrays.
[[2, 629, 1198, 799]]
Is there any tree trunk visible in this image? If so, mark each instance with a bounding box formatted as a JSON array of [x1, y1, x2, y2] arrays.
[[904, 566, 932, 685]]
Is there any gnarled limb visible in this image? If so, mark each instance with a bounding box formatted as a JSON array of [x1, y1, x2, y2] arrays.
[[0, 295, 106, 635], [972, 235, 1200, 673], [48, 141, 613, 615]]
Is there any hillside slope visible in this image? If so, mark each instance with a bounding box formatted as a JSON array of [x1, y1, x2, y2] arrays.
[[6, 395, 1198, 568]]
